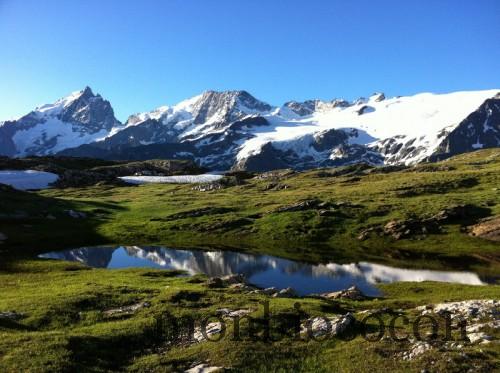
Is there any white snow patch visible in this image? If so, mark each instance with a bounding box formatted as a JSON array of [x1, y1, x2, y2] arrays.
[[119, 174, 223, 185], [0, 170, 58, 190]]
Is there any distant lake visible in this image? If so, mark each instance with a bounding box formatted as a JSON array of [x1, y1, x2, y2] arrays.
[[40, 246, 484, 296]]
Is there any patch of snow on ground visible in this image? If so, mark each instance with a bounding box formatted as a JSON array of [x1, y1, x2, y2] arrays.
[[119, 174, 223, 185], [0, 170, 58, 190]]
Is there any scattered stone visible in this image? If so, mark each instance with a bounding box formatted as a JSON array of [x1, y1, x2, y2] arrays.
[[0, 311, 23, 320], [192, 182, 224, 192], [272, 287, 298, 298], [401, 342, 432, 360], [301, 313, 355, 338], [467, 215, 500, 242], [417, 299, 499, 322], [103, 302, 151, 317], [320, 286, 367, 301], [255, 169, 295, 180], [185, 363, 223, 373], [65, 210, 87, 219]]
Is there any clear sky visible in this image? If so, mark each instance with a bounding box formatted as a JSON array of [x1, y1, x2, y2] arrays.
[[1, 0, 499, 122]]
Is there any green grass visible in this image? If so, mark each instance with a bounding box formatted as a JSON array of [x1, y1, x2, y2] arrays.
[[1, 149, 499, 274], [0, 260, 498, 372], [0, 149, 499, 371]]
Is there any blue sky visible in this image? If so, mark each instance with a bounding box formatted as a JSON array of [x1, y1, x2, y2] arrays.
[[1, 0, 499, 122]]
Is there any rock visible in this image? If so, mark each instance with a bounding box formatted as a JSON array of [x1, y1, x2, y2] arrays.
[[255, 169, 295, 180], [215, 308, 252, 318], [357, 227, 376, 241], [185, 363, 223, 373], [261, 287, 279, 296], [228, 283, 256, 291], [402, 342, 432, 360], [417, 299, 499, 320], [468, 215, 500, 242], [321, 286, 367, 301], [206, 277, 224, 288], [0, 232, 7, 243], [0, 311, 23, 320], [383, 218, 440, 240], [192, 322, 224, 343], [103, 302, 150, 317], [431, 204, 481, 222], [45, 214, 56, 220], [273, 287, 298, 298], [468, 332, 493, 344], [220, 274, 246, 285], [301, 313, 355, 338], [66, 209, 87, 219]]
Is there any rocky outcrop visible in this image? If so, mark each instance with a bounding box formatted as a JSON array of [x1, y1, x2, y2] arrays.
[[429, 97, 500, 162], [359, 205, 490, 241], [467, 216, 500, 241]]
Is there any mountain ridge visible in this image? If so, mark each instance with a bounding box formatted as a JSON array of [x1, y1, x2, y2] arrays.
[[2, 87, 499, 171]]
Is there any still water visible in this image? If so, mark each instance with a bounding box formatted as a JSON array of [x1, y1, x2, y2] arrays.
[[40, 246, 484, 296]]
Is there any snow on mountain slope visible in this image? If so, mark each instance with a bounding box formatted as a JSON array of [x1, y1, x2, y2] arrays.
[[3, 87, 499, 171], [236, 89, 500, 165], [0, 87, 122, 157]]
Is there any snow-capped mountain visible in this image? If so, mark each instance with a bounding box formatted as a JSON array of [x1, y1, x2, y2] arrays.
[[0, 87, 122, 157], [2, 87, 499, 171]]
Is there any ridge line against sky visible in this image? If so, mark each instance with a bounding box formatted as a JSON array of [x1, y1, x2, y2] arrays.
[[1, 0, 499, 122]]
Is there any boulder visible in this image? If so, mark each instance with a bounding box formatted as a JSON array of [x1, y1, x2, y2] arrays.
[[0, 232, 7, 243], [272, 287, 298, 298], [321, 286, 367, 301]]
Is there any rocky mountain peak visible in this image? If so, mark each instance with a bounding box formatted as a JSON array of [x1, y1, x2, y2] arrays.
[[59, 87, 120, 132], [192, 90, 271, 125]]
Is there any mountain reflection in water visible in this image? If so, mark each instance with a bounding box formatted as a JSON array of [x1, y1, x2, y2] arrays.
[[40, 246, 484, 296]]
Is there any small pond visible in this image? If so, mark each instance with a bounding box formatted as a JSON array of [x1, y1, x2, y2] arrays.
[[40, 246, 484, 296]]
